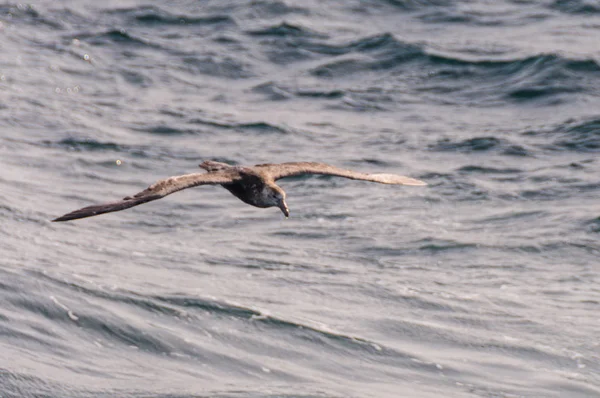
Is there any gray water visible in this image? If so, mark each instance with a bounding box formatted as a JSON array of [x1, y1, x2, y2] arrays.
[[1, 1, 600, 397]]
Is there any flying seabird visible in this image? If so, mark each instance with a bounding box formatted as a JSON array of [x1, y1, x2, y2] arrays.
[[52, 160, 426, 222]]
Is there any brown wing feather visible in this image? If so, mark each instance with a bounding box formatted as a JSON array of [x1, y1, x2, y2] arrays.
[[52, 170, 239, 222], [256, 162, 427, 186]]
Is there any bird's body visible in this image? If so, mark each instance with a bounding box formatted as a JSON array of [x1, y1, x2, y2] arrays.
[[52, 160, 426, 222]]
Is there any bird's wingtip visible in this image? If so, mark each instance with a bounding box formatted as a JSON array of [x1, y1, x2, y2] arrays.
[[411, 179, 428, 186], [371, 174, 428, 186], [395, 175, 427, 186]]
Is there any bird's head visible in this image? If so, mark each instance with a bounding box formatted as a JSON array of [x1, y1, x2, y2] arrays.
[[265, 185, 289, 218]]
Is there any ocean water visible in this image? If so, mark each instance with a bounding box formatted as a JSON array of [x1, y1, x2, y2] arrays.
[[1, 1, 600, 397]]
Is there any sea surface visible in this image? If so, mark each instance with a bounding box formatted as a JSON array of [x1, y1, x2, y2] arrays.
[[1, 1, 600, 397]]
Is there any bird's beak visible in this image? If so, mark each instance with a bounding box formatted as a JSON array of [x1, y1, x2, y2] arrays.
[[279, 199, 290, 218]]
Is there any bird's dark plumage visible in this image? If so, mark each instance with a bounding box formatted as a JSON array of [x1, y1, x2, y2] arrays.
[[52, 160, 426, 222]]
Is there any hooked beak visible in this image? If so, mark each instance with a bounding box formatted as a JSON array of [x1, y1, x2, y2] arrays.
[[278, 198, 290, 218]]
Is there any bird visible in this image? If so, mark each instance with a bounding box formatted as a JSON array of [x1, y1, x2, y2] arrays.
[[52, 160, 426, 222]]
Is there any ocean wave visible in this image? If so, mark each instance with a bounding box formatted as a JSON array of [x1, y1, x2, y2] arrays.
[[0, 367, 346, 398], [188, 118, 292, 134], [257, 30, 600, 106], [131, 125, 202, 135], [416, 238, 478, 253], [118, 69, 153, 87], [0, 3, 63, 29], [74, 29, 159, 48], [420, 172, 489, 201], [247, 0, 311, 16], [181, 54, 255, 78], [430, 136, 530, 156], [107, 5, 235, 27], [379, 0, 453, 10], [525, 117, 600, 152], [308, 34, 423, 76], [254, 82, 344, 101], [584, 217, 600, 233], [550, 0, 600, 14], [421, 53, 600, 105], [40, 137, 194, 163], [457, 165, 523, 175], [249, 31, 420, 65], [43, 138, 125, 152], [248, 22, 324, 38], [11, 269, 445, 379]]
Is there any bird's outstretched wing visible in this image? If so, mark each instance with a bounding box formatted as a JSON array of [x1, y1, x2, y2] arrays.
[[256, 162, 427, 186], [52, 171, 239, 222]]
